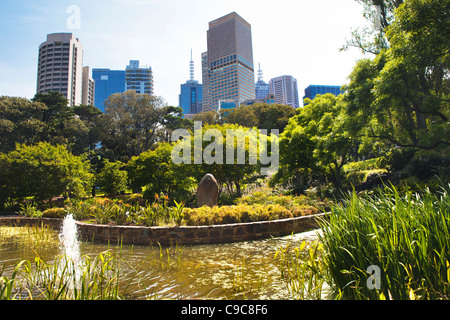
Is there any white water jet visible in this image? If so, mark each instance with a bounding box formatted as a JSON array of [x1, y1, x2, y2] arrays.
[[59, 213, 82, 291]]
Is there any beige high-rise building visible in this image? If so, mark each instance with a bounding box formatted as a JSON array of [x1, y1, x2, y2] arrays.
[[269, 75, 300, 109], [82, 66, 95, 106], [202, 12, 255, 112], [37, 33, 86, 106]]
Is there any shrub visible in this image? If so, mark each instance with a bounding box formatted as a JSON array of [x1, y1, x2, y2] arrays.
[[183, 204, 299, 226], [237, 186, 325, 213], [41, 208, 68, 219], [0, 142, 93, 207], [18, 203, 42, 217], [96, 160, 128, 196]]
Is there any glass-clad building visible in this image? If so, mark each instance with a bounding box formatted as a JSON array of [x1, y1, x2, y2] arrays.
[[92, 69, 126, 112], [303, 85, 344, 103], [179, 80, 202, 115]]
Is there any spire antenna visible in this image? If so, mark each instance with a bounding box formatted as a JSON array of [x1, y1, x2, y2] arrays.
[[190, 49, 195, 81], [258, 63, 263, 82]]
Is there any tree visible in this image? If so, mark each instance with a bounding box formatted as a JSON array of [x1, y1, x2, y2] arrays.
[[191, 110, 224, 125], [0, 142, 93, 207], [126, 143, 196, 201], [0, 96, 48, 153], [158, 106, 193, 143], [98, 91, 175, 162], [31, 92, 102, 156], [171, 123, 275, 197], [223, 103, 296, 133], [32, 91, 68, 123], [280, 94, 360, 190], [343, 0, 404, 55], [345, 0, 449, 151], [95, 160, 128, 196]]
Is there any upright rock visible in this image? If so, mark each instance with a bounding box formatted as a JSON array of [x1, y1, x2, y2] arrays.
[[197, 174, 219, 207]]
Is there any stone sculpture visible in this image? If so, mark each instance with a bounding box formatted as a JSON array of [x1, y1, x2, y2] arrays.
[[197, 174, 219, 207]]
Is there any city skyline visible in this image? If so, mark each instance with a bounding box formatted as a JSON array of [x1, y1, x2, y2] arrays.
[[0, 0, 369, 107]]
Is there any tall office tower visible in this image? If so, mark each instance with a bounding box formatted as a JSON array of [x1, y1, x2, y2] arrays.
[[125, 60, 154, 95], [303, 85, 344, 103], [37, 33, 84, 106], [202, 12, 255, 112], [255, 63, 269, 100], [179, 51, 203, 116], [82, 67, 95, 106], [269, 75, 300, 108], [92, 68, 126, 112]]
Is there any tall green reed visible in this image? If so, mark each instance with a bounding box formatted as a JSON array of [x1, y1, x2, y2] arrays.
[[318, 184, 450, 300], [275, 241, 329, 300]]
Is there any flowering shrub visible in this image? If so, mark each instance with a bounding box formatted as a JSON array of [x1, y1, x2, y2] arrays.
[[183, 203, 317, 226], [41, 208, 68, 219], [64, 191, 320, 226]]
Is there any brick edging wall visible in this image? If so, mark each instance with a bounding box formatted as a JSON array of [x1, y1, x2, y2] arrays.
[[0, 213, 329, 245]]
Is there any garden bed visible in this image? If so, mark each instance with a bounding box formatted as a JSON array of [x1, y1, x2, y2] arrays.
[[0, 212, 328, 245]]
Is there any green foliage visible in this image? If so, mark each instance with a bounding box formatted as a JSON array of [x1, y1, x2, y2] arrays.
[[345, 0, 449, 151], [171, 200, 185, 226], [127, 143, 196, 202], [98, 91, 175, 162], [0, 93, 103, 157], [0, 260, 27, 300], [183, 203, 310, 226], [237, 186, 325, 214], [343, 0, 403, 54], [275, 241, 328, 300], [173, 123, 274, 197], [319, 183, 450, 300], [41, 208, 68, 219], [0, 142, 93, 207], [96, 160, 129, 196], [21, 252, 123, 300], [0, 96, 48, 153], [280, 94, 360, 190], [223, 103, 296, 133], [18, 203, 42, 218]]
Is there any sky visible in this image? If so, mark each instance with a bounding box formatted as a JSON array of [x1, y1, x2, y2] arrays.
[[0, 0, 371, 107]]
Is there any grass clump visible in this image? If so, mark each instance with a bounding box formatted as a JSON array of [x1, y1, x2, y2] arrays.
[[318, 184, 450, 300]]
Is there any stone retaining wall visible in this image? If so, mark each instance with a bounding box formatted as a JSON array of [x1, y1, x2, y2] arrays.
[[0, 213, 328, 245]]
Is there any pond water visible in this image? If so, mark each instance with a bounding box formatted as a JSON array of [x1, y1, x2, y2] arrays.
[[0, 223, 320, 300]]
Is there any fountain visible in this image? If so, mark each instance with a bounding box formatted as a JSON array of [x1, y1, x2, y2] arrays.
[[58, 213, 82, 290]]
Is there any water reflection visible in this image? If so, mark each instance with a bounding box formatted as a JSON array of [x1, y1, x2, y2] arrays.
[[0, 225, 320, 300]]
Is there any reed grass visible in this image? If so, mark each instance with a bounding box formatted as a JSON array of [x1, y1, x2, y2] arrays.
[[318, 184, 450, 300], [275, 241, 329, 300]]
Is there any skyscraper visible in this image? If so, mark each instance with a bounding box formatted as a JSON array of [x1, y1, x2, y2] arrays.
[[37, 33, 85, 106], [82, 66, 95, 106], [303, 85, 344, 103], [269, 75, 300, 108], [255, 63, 269, 100], [125, 60, 154, 95], [92, 68, 126, 112], [202, 12, 255, 112], [179, 51, 202, 116]]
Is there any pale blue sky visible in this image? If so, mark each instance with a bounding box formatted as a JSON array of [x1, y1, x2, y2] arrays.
[[0, 0, 369, 106]]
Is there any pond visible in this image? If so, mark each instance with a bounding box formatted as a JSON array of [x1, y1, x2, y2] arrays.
[[0, 222, 320, 300]]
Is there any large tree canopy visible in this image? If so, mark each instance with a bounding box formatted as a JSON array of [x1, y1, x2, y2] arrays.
[[345, 0, 449, 151], [98, 91, 169, 162], [280, 94, 361, 190]]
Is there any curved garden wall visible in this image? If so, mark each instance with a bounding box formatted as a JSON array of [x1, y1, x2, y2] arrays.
[[0, 213, 328, 245]]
